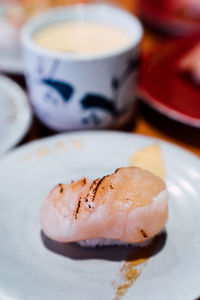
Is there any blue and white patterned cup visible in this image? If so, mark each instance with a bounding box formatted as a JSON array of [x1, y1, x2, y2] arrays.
[[21, 4, 143, 131]]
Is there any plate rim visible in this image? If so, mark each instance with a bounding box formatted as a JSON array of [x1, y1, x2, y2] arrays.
[[0, 75, 32, 155], [0, 55, 23, 74], [138, 88, 200, 128], [0, 130, 199, 163]]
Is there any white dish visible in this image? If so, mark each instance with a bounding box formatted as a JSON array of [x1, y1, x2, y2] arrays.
[[0, 2, 23, 74], [0, 46, 22, 74], [0, 131, 200, 300], [0, 75, 32, 155]]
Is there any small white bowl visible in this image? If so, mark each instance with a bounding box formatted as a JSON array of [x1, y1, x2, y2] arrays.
[[21, 3, 143, 131]]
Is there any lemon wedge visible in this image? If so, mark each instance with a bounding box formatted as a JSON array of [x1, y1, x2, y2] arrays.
[[129, 144, 165, 180]]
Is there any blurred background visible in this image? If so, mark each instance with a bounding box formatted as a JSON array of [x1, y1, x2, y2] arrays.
[[0, 0, 200, 156]]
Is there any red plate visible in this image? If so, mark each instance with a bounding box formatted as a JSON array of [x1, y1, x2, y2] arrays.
[[139, 35, 200, 128], [139, 0, 200, 35]]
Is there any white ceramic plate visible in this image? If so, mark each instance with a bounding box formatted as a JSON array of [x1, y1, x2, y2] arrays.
[[0, 3, 23, 74], [0, 131, 200, 300], [0, 75, 32, 155]]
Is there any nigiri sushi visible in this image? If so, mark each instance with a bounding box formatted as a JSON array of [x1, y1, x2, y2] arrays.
[[40, 167, 168, 246]]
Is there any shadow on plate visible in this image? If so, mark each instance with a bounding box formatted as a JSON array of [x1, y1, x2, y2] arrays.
[[40, 230, 167, 262]]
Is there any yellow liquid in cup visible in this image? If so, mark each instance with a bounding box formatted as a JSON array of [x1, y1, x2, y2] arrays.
[[34, 21, 131, 55]]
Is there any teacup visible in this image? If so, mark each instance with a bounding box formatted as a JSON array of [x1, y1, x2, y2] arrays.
[[21, 3, 143, 131]]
